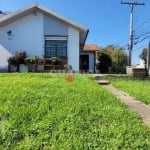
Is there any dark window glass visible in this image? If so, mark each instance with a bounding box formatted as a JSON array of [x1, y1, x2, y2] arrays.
[[45, 38, 67, 57]]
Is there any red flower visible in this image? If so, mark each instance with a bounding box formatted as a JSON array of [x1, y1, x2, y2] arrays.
[[66, 75, 74, 82]]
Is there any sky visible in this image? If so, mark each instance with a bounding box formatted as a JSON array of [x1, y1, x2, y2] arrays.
[[1, 0, 150, 65]]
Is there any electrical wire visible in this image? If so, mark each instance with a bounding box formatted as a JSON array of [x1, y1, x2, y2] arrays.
[[134, 17, 150, 33]]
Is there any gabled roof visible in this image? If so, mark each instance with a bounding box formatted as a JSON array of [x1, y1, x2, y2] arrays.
[[0, 11, 8, 19], [0, 4, 88, 32], [83, 44, 99, 52], [0, 4, 88, 44]]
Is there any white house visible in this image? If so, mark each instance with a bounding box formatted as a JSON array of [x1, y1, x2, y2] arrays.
[[0, 4, 96, 72]]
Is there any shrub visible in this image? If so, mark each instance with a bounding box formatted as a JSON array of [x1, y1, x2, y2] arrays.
[[15, 51, 27, 64], [44, 58, 52, 65], [49, 57, 61, 65], [98, 53, 112, 73], [7, 56, 17, 65], [25, 56, 38, 64]]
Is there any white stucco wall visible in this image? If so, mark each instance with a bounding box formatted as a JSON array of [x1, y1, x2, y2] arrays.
[[44, 15, 67, 35], [89, 53, 95, 73], [68, 26, 79, 71], [0, 11, 82, 71], [0, 44, 12, 70], [0, 12, 43, 57]]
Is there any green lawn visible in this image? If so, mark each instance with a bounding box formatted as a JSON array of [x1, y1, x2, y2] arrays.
[[109, 77, 150, 104], [0, 73, 150, 149]]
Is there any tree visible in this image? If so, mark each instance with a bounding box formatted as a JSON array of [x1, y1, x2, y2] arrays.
[[97, 53, 112, 73], [97, 45, 128, 73]]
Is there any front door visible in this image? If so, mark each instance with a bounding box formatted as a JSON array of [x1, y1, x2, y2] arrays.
[[80, 55, 89, 72]]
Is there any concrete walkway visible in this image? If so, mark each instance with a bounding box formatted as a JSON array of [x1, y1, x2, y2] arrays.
[[102, 84, 150, 128]]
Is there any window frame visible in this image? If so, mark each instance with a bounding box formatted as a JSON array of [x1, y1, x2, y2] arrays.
[[44, 36, 67, 58]]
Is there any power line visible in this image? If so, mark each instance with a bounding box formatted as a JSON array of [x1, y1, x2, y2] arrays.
[[133, 44, 148, 51], [134, 32, 150, 44], [134, 31, 150, 40], [121, 1, 145, 66], [133, 18, 150, 45], [134, 17, 150, 33], [134, 35, 150, 45]]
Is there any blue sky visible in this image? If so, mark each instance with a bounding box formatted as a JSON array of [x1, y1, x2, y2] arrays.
[[1, 0, 150, 64]]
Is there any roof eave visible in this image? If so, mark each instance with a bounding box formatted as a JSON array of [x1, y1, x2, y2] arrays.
[[0, 4, 88, 32], [0, 6, 38, 26], [0, 4, 89, 44], [37, 5, 88, 32]]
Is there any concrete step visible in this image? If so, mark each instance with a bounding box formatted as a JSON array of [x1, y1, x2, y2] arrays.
[[97, 80, 110, 85], [94, 75, 107, 80]]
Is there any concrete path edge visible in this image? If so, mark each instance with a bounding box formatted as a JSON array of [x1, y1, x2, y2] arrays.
[[102, 84, 150, 128]]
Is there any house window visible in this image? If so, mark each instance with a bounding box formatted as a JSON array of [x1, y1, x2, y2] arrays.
[[45, 36, 67, 57]]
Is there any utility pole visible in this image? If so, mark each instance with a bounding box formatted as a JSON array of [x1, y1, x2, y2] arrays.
[[147, 42, 150, 76], [121, 1, 144, 66]]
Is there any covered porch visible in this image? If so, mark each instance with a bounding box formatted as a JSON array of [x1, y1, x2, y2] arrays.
[[80, 44, 98, 73]]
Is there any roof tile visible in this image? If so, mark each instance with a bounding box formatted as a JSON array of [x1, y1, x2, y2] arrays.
[[83, 44, 99, 51]]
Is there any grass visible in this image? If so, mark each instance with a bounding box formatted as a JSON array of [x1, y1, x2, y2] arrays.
[[109, 76, 150, 104], [0, 73, 150, 149]]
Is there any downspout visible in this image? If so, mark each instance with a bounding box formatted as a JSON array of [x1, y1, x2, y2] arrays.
[[82, 29, 89, 49]]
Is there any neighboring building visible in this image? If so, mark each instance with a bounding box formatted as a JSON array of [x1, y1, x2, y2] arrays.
[[0, 4, 90, 72], [0, 44, 12, 71], [136, 59, 145, 68], [80, 44, 98, 73]]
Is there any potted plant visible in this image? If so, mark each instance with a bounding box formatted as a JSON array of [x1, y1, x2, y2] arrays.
[[15, 51, 28, 72], [36, 58, 45, 71], [25, 56, 37, 72], [50, 57, 61, 65], [25, 56, 37, 64], [7, 56, 17, 72]]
